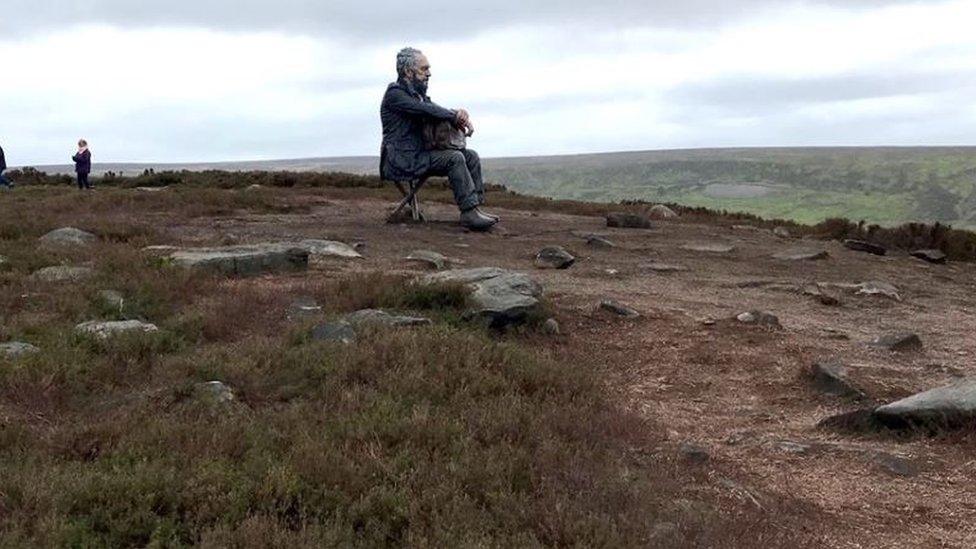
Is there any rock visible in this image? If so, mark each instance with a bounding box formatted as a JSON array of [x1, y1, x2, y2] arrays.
[[647, 204, 678, 220], [679, 442, 709, 463], [169, 243, 309, 276], [773, 226, 792, 238], [606, 212, 652, 229], [76, 320, 159, 339], [98, 290, 125, 312], [682, 243, 735, 254], [855, 281, 901, 301], [874, 377, 976, 429], [534, 246, 575, 269], [640, 262, 688, 273], [773, 249, 829, 261], [771, 440, 813, 454], [197, 381, 235, 404], [310, 321, 356, 344], [31, 266, 94, 282], [0, 342, 40, 358], [135, 186, 168, 192], [39, 227, 96, 246], [911, 249, 947, 264], [245, 184, 263, 191], [542, 318, 561, 335], [810, 361, 865, 398], [406, 250, 449, 270], [872, 453, 918, 477], [869, 333, 922, 352], [344, 309, 432, 327], [584, 235, 615, 249], [735, 310, 781, 328], [286, 297, 322, 321], [599, 299, 640, 318], [297, 239, 363, 259], [423, 268, 543, 327], [802, 284, 841, 306], [844, 239, 887, 256]]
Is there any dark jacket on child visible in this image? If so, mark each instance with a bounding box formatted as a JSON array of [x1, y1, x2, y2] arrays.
[[72, 149, 91, 175]]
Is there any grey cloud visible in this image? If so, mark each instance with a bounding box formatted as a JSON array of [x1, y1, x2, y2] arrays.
[[4, 0, 926, 40]]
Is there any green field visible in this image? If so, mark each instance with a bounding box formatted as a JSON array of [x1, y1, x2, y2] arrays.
[[483, 147, 976, 227]]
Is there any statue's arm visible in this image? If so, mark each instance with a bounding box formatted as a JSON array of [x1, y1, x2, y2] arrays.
[[385, 88, 457, 121]]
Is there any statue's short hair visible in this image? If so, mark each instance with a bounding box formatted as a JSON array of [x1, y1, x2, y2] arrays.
[[396, 47, 424, 79]]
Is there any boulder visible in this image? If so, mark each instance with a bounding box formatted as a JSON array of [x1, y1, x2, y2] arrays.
[[0, 342, 40, 358], [31, 266, 94, 282], [423, 268, 543, 327], [648, 204, 678, 220], [736, 311, 781, 328], [600, 299, 640, 318], [344, 309, 432, 327], [534, 246, 575, 269], [406, 250, 449, 270], [169, 243, 309, 276], [76, 320, 159, 339], [874, 378, 976, 429], [39, 227, 96, 246], [772, 249, 829, 261], [809, 361, 865, 398], [844, 239, 886, 256], [310, 321, 356, 344], [297, 239, 363, 259], [869, 333, 922, 352], [682, 243, 735, 254], [911, 249, 947, 264], [606, 212, 652, 229]]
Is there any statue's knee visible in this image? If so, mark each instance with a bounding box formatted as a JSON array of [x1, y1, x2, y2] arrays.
[[465, 149, 480, 163], [448, 151, 466, 166]]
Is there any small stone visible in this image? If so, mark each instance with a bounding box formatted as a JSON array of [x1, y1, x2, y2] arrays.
[[735, 310, 781, 328], [647, 204, 679, 219], [773, 227, 792, 238], [682, 243, 735, 254], [679, 442, 709, 463], [856, 281, 900, 301], [873, 453, 918, 477], [98, 290, 125, 312], [245, 184, 263, 191], [0, 342, 40, 358], [197, 381, 235, 404], [534, 246, 575, 269], [911, 249, 946, 264], [869, 333, 922, 352], [771, 440, 812, 454], [406, 250, 448, 270], [344, 309, 432, 327], [606, 212, 652, 229], [75, 320, 159, 339], [286, 297, 322, 321], [297, 239, 363, 259], [803, 284, 841, 306], [542, 318, 561, 335], [584, 235, 615, 249], [31, 266, 95, 282], [599, 299, 640, 318], [39, 227, 97, 246], [135, 186, 168, 192], [810, 361, 865, 398], [844, 239, 887, 256], [310, 321, 356, 344], [773, 249, 829, 261], [640, 262, 688, 273]]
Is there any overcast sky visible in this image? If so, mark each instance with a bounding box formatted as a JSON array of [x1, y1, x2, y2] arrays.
[[2, 0, 975, 165]]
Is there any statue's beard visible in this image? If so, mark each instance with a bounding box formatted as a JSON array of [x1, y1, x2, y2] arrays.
[[411, 76, 428, 95]]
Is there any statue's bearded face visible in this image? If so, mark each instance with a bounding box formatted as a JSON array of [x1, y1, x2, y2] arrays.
[[408, 54, 431, 94]]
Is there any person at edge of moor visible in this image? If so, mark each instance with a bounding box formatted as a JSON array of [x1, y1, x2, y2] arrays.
[[0, 143, 12, 188], [72, 139, 92, 190], [380, 47, 498, 231]]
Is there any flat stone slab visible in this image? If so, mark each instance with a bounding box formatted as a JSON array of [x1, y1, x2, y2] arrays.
[[584, 235, 615, 249], [31, 266, 94, 282], [76, 320, 159, 339], [844, 239, 887, 256], [345, 309, 432, 327], [39, 227, 96, 246], [606, 212, 652, 229], [406, 250, 449, 270], [296, 239, 363, 259], [911, 249, 947, 264], [169, 243, 309, 276], [534, 246, 575, 269], [682, 243, 735, 254], [0, 342, 40, 358], [600, 299, 640, 318], [135, 186, 168, 192], [773, 249, 829, 261], [869, 333, 922, 352], [874, 378, 976, 428], [424, 268, 542, 326], [640, 262, 688, 273]]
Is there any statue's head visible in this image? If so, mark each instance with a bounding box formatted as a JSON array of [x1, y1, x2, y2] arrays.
[[396, 47, 431, 94]]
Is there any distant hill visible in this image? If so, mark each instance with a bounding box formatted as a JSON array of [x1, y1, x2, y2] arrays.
[[29, 147, 976, 228]]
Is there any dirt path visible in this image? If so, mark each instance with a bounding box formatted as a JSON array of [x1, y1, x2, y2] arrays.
[[161, 191, 976, 548]]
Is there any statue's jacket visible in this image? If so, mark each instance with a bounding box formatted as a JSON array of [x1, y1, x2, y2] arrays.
[[380, 80, 457, 181]]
